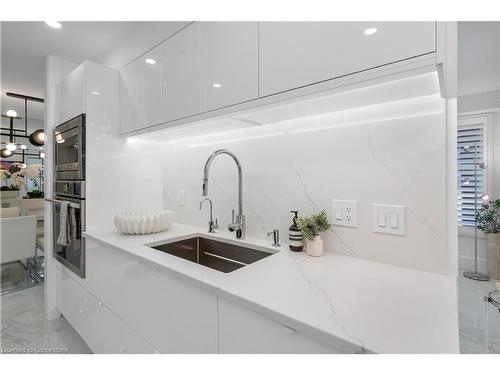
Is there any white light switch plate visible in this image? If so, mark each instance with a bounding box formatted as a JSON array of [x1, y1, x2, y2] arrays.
[[372, 204, 405, 236], [331, 200, 358, 228]]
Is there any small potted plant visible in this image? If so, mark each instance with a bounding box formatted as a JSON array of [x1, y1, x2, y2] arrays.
[[296, 210, 332, 257], [476, 198, 500, 279], [0, 164, 25, 199]]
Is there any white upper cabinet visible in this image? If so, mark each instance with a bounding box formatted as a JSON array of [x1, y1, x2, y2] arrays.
[[164, 23, 202, 122], [200, 22, 258, 112], [258, 22, 436, 97], [58, 63, 85, 123], [119, 43, 165, 133], [118, 22, 440, 135]]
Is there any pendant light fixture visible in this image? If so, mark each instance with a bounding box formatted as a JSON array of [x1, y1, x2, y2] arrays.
[[29, 129, 45, 146], [5, 109, 18, 151], [0, 148, 13, 158], [1, 93, 45, 161]]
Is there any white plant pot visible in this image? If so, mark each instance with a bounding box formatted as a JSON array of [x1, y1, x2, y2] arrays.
[[487, 233, 500, 280], [306, 235, 324, 257], [22, 198, 44, 210], [1, 190, 20, 200]]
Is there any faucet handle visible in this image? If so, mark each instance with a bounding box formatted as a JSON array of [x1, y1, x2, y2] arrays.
[[214, 218, 219, 229], [231, 209, 235, 223], [267, 229, 280, 247]]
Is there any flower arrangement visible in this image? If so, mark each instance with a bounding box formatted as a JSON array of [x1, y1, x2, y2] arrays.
[[296, 210, 332, 241], [476, 198, 500, 233], [0, 164, 25, 191], [24, 164, 44, 197]]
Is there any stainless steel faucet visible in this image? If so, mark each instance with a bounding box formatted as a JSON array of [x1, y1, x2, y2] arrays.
[[199, 198, 218, 233], [202, 149, 246, 239]]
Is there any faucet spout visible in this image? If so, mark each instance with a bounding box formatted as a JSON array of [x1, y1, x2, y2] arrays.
[[202, 149, 245, 239]]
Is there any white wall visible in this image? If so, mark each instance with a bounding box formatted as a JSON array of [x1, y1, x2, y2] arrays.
[[458, 90, 500, 113], [159, 83, 450, 274], [458, 22, 500, 96]]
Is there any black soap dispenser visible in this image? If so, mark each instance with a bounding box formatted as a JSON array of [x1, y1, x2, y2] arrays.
[[289, 210, 304, 252]]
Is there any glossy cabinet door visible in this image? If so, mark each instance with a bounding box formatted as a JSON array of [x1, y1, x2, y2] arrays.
[[84, 239, 218, 353], [58, 63, 85, 123], [218, 297, 343, 354], [259, 22, 436, 97], [56, 266, 156, 353], [164, 23, 202, 122], [119, 43, 165, 134], [200, 22, 258, 112]]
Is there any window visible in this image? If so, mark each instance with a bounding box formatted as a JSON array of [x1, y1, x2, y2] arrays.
[[457, 115, 489, 227]]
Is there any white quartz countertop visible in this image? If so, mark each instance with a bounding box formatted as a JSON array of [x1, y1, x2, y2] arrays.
[[83, 223, 459, 354]]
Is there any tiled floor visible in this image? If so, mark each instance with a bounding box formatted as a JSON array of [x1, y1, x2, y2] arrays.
[[1, 262, 39, 294], [0, 284, 91, 354], [458, 270, 500, 354]]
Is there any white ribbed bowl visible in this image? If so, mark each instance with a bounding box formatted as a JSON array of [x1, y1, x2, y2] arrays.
[[114, 211, 175, 235]]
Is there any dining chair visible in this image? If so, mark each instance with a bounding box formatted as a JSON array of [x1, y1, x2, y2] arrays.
[[0, 215, 37, 294]]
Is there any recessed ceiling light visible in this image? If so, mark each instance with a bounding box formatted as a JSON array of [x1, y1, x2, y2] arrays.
[[145, 58, 156, 65], [212, 83, 222, 88], [20, 144, 27, 150], [364, 27, 378, 36], [45, 21, 62, 29], [6, 109, 17, 117], [91, 91, 100, 95]]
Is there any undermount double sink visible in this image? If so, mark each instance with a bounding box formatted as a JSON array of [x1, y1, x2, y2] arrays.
[[148, 236, 276, 273]]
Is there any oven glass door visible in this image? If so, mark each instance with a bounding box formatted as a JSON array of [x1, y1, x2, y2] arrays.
[[53, 197, 85, 277], [55, 126, 81, 170]]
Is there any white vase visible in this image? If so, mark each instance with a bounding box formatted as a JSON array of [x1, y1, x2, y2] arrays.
[[306, 235, 324, 257], [114, 210, 175, 235], [487, 233, 500, 280]]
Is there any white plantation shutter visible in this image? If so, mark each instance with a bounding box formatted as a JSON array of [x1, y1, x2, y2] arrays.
[[457, 115, 488, 227]]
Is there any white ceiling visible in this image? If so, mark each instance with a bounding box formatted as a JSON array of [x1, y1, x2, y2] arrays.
[[458, 21, 500, 97], [1, 21, 187, 121]]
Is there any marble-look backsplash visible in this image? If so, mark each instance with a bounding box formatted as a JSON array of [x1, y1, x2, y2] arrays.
[[161, 94, 448, 274]]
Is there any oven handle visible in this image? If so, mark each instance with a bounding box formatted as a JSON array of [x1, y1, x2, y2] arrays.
[[45, 198, 80, 209]]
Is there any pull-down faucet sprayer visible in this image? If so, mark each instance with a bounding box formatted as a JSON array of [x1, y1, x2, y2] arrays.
[[202, 149, 245, 239]]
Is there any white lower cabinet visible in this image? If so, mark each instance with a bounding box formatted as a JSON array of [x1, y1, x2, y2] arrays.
[[83, 240, 218, 353], [56, 266, 156, 353], [218, 297, 342, 354]]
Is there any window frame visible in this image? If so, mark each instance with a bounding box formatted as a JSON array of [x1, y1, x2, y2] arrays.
[[457, 112, 493, 236]]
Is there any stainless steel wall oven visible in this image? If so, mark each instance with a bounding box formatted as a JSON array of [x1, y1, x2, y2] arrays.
[[48, 114, 86, 278], [54, 114, 85, 180]]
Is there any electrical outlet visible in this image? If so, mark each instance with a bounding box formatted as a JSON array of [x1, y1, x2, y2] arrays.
[[331, 200, 358, 228], [177, 189, 185, 207]]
